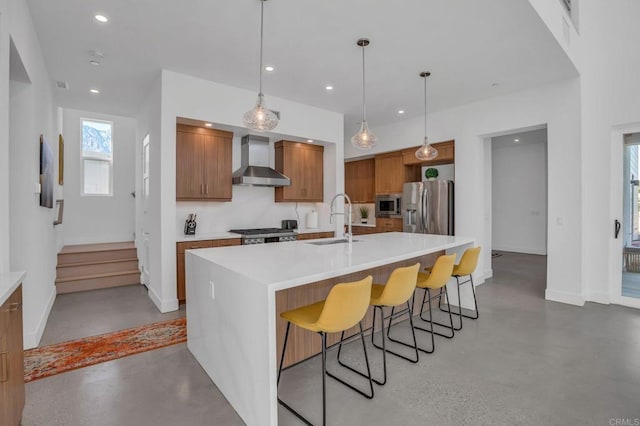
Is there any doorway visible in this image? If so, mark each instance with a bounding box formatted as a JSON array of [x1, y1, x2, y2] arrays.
[[621, 133, 640, 299], [488, 127, 548, 297]]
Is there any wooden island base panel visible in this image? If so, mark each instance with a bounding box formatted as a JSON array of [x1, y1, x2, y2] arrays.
[[275, 251, 443, 368]]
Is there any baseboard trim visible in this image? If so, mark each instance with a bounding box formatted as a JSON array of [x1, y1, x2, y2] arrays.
[[480, 269, 493, 282], [147, 285, 179, 313], [493, 246, 547, 255], [23, 285, 56, 349], [585, 292, 610, 304], [545, 289, 585, 306]]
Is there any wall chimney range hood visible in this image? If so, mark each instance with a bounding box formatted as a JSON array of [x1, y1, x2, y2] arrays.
[[232, 135, 291, 187]]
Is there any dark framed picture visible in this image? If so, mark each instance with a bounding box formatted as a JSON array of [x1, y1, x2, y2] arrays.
[[58, 133, 64, 185], [40, 135, 54, 208]]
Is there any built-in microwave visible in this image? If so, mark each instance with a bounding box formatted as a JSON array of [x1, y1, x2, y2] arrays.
[[375, 194, 402, 218]]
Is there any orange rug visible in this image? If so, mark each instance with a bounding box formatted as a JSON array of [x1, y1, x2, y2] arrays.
[[24, 317, 187, 383]]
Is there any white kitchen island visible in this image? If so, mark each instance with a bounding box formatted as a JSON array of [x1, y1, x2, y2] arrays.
[[186, 232, 475, 425]]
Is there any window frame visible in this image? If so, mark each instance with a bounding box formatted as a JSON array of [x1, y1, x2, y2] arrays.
[[80, 118, 114, 197]]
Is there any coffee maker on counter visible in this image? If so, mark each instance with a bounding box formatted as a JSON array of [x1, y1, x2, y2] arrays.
[[184, 213, 197, 235]]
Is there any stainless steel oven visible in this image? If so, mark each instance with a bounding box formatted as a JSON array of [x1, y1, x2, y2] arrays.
[[375, 194, 402, 218]]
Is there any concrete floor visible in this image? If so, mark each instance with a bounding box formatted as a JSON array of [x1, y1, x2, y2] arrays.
[[39, 284, 185, 346], [23, 253, 640, 425]]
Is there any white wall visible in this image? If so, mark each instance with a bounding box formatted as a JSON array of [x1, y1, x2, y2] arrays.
[[345, 77, 582, 305], [137, 70, 344, 312], [5, 0, 59, 348], [491, 132, 547, 255], [61, 108, 136, 245], [579, 1, 640, 303], [0, 0, 10, 274]]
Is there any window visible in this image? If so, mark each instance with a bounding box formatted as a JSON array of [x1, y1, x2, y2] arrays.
[[81, 119, 113, 196]]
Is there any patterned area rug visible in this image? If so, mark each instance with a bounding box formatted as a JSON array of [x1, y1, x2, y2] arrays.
[[24, 317, 187, 383]]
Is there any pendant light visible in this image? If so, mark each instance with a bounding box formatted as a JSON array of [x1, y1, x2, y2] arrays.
[[351, 38, 377, 150], [415, 72, 438, 161], [243, 0, 279, 132]]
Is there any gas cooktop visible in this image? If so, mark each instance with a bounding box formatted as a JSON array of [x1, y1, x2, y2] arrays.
[[229, 228, 293, 236]]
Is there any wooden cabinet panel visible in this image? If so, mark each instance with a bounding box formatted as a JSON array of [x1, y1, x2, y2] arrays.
[[352, 226, 377, 236], [375, 154, 405, 194], [177, 239, 241, 304], [275, 141, 324, 202], [402, 140, 455, 166], [176, 131, 205, 198], [176, 124, 233, 201], [376, 218, 403, 233], [296, 232, 335, 241], [0, 285, 24, 426], [203, 134, 233, 200], [345, 159, 374, 203]]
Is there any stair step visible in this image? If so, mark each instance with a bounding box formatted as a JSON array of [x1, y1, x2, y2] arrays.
[[59, 241, 135, 254], [56, 270, 141, 284], [58, 248, 137, 265], [56, 271, 141, 294], [56, 258, 139, 279]]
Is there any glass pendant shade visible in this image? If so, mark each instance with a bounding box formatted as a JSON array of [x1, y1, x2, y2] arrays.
[[415, 136, 438, 161], [351, 120, 378, 150], [243, 93, 278, 132]]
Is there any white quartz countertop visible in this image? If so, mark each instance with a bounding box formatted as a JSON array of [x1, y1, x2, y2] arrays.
[[177, 227, 335, 243], [188, 232, 473, 291], [0, 271, 26, 306]]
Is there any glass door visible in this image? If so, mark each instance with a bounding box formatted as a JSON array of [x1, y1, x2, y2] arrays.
[[622, 135, 640, 299]]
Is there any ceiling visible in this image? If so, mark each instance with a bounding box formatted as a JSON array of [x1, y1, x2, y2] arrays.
[[26, 0, 577, 126]]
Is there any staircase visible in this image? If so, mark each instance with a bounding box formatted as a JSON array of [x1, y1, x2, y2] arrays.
[[56, 241, 140, 294]]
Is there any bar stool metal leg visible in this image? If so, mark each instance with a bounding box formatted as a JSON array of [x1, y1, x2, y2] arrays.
[[328, 323, 375, 397], [439, 275, 479, 322]]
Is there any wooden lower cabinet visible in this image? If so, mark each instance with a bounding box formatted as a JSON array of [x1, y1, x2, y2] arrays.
[[0, 285, 24, 426], [376, 218, 403, 233], [295, 232, 335, 241], [176, 239, 241, 304], [351, 226, 377, 236]]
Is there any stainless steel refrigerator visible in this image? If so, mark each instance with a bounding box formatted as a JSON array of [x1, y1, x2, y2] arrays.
[[402, 181, 454, 235]]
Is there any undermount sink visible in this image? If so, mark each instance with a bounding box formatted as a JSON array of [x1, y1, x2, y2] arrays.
[[306, 239, 361, 246]]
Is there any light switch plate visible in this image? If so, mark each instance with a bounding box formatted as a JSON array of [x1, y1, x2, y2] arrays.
[[209, 281, 215, 300], [34, 182, 41, 194]]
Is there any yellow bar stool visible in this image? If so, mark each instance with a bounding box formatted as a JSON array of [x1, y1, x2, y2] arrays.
[[337, 263, 420, 386], [437, 247, 481, 330], [407, 253, 457, 353], [277, 276, 374, 426]]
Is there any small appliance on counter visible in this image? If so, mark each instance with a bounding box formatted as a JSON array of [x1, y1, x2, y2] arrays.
[[306, 210, 318, 229], [184, 213, 197, 235], [282, 219, 298, 230]]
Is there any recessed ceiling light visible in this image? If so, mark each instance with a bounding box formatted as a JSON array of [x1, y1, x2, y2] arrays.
[[264, 65, 275, 72], [307, 139, 314, 143], [491, 82, 500, 87], [514, 139, 520, 143], [397, 110, 405, 115], [89, 88, 100, 94], [89, 60, 101, 66], [325, 85, 334, 91], [94, 14, 108, 23], [204, 123, 213, 127]]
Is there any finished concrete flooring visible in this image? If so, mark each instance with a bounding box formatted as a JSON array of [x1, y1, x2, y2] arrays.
[[23, 254, 640, 425]]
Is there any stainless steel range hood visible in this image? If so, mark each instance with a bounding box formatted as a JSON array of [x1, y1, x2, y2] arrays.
[[232, 135, 291, 187]]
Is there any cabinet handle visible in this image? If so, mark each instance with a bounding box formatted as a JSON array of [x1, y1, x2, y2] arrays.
[[0, 351, 7, 382], [1, 302, 21, 312], [205, 184, 209, 194]]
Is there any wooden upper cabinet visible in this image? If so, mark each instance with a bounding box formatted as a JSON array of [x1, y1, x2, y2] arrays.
[[274, 141, 324, 202], [345, 158, 375, 203], [375, 153, 405, 194], [176, 124, 233, 201], [402, 140, 455, 166]]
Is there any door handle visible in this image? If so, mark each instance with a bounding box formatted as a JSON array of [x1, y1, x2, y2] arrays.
[[615, 220, 621, 239]]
